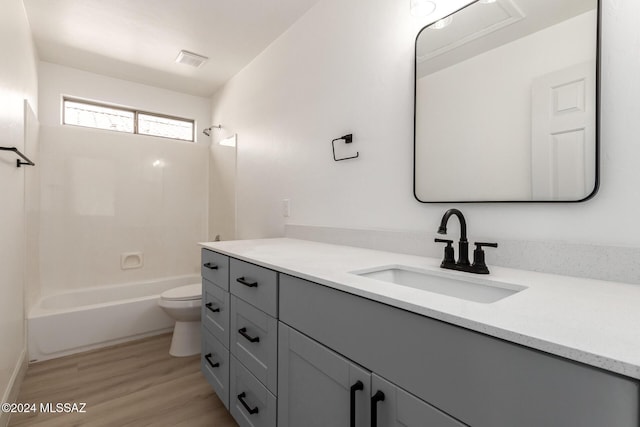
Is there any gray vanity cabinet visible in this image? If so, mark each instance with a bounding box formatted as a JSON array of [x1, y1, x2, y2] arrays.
[[201, 253, 280, 427], [222, 258, 278, 427], [279, 273, 639, 427], [278, 323, 371, 427], [203, 246, 639, 426], [201, 249, 232, 409]]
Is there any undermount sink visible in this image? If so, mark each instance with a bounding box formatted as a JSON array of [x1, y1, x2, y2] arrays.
[[352, 265, 526, 303]]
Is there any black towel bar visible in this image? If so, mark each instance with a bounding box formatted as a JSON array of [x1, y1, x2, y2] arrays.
[[0, 146, 35, 168]]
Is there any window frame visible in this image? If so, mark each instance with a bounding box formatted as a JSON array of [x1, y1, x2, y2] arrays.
[[62, 97, 196, 142]]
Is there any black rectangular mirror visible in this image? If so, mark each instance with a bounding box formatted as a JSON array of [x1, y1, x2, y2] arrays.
[[414, 0, 600, 202]]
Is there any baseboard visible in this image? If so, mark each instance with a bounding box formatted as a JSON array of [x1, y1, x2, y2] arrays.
[[0, 348, 28, 427]]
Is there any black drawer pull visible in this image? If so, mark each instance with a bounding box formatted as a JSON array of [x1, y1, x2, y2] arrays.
[[238, 327, 260, 343], [350, 380, 364, 427], [205, 302, 220, 313], [203, 262, 218, 270], [371, 390, 385, 427], [237, 392, 259, 415], [204, 353, 219, 368], [236, 277, 258, 287]]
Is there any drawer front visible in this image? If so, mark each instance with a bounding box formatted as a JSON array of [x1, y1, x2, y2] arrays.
[[280, 274, 640, 427], [202, 279, 230, 348], [230, 258, 278, 317], [230, 355, 277, 427], [202, 329, 230, 409], [230, 296, 278, 394], [201, 249, 229, 290]]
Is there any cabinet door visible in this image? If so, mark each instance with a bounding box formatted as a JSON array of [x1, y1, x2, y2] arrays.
[[278, 323, 370, 427], [371, 374, 466, 427]]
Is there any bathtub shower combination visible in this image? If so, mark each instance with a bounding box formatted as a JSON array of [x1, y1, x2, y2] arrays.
[[28, 275, 200, 362]]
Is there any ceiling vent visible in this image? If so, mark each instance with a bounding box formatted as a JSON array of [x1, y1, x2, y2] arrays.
[[175, 50, 208, 68]]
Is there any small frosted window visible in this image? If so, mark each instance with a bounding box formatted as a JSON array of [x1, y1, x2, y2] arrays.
[[64, 100, 134, 133], [62, 98, 195, 142], [138, 113, 194, 141]]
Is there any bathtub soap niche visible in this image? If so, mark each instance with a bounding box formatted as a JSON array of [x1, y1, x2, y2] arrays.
[[121, 252, 144, 270]]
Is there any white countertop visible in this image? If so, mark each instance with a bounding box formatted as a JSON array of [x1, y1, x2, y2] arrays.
[[201, 238, 640, 380]]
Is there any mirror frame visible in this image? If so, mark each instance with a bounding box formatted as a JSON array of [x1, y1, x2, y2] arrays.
[[413, 0, 601, 203]]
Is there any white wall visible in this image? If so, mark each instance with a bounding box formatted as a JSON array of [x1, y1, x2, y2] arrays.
[[38, 63, 211, 295], [0, 0, 38, 420], [211, 0, 640, 250], [38, 62, 211, 138], [416, 11, 596, 201]]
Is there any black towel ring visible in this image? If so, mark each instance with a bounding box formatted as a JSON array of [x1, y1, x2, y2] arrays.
[[331, 134, 359, 162]]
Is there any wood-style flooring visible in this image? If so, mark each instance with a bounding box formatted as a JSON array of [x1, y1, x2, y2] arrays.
[[9, 333, 238, 427]]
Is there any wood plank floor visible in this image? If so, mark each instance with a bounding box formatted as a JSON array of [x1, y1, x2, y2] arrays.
[[9, 333, 238, 427]]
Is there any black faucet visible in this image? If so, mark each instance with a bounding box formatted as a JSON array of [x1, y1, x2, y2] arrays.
[[435, 209, 497, 274], [437, 209, 470, 266]]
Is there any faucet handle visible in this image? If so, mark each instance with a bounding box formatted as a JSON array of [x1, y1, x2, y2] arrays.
[[435, 238, 455, 267], [471, 242, 498, 274], [475, 242, 498, 249], [435, 238, 453, 244]]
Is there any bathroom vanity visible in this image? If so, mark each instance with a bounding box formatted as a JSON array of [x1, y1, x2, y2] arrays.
[[200, 238, 640, 427]]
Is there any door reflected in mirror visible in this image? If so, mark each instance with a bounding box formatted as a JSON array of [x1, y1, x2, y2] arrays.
[[414, 0, 599, 202]]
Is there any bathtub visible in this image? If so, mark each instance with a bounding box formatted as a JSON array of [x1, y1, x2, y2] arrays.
[[28, 275, 200, 362]]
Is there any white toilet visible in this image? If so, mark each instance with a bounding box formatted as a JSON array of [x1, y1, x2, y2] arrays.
[[158, 282, 202, 357]]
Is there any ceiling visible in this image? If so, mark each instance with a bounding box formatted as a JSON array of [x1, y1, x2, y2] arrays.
[[416, 0, 597, 77], [23, 0, 322, 97]]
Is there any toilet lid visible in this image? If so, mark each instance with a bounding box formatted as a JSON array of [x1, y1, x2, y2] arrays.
[[161, 283, 201, 301]]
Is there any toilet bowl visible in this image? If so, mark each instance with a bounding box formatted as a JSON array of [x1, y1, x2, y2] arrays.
[[158, 283, 202, 357]]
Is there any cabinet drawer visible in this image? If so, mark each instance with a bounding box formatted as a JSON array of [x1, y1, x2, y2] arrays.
[[202, 329, 230, 409], [230, 355, 277, 427], [230, 296, 278, 394], [202, 279, 230, 348], [201, 249, 229, 290], [280, 274, 640, 427], [230, 258, 278, 317]]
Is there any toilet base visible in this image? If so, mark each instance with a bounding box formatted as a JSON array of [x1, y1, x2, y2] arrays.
[[169, 320, 201, 357]]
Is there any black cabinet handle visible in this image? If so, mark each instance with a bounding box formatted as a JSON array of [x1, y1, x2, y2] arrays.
[[371, 390, 385, 427], [236, 277, 258, 287], [350, 380, 364, 427], [237, 392, 259, 415], [204, 353, 219, 368], [205, 302, 220, 313], [203, 262, 218, 270], [238, 327, 260, 343]]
